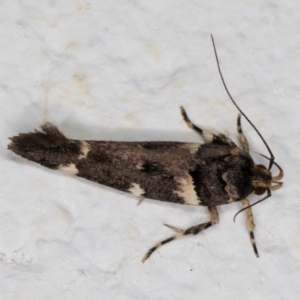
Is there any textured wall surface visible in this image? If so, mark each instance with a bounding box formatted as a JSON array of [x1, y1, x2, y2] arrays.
[[1, 1, 299, 299]]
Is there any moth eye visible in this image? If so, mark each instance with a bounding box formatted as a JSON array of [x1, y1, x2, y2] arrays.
[[254, 187, 266, 195], [257, 164, 267, 170]]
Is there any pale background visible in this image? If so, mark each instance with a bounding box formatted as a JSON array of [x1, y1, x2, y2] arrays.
[[1, 1, 299, 299]]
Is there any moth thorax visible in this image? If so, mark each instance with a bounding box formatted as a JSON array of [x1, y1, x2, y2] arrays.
[[252, 164, 272, 195]]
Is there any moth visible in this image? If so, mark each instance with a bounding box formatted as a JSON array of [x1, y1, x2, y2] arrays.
[[8, 35, 283, 262]]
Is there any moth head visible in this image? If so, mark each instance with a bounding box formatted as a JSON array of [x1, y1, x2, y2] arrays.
[[252, 162, 283, 196], [234, 160, 283, 222]]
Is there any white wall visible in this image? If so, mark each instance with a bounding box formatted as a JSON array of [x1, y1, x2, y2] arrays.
[[1, 1, 299, 299]]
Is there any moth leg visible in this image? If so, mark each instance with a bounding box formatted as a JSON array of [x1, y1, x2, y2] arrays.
[[237, 114, 249, 152], [241, 199, 259, 257], [142, 206, 219, 262], [180, 106, 235, 145], [137, 196, 145, 205]]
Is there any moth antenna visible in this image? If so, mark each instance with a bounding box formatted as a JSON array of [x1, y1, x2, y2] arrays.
[[254, 152, 284, 181], [233, 190, 271, 222], [210, 34, 275, 170]]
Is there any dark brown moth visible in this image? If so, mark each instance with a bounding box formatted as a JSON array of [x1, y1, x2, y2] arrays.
[[8, 35, 283, 262]]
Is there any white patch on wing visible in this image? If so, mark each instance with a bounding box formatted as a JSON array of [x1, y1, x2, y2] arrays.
[[59, 163, 78, 175], [136, 163, 143, 170], [203, 130, 214, 143], [183, 143, 200, 154], [174, 174, 200, 205], [128, 183, 145, 197], [222, 172, 239, 199], [79, 141, 90, 159]]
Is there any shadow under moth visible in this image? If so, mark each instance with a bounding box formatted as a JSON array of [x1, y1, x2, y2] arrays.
[[8, 35, 283, 262]]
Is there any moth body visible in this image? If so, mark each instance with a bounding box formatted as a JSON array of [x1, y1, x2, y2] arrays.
[[8, 124, 261, 207], [7, 35, 284, 262]]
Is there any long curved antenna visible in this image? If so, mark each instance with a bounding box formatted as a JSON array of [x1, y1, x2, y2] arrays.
[[254, 152, 284, 181], [233, 190, 271, 221], [210, 34, 275, 170]]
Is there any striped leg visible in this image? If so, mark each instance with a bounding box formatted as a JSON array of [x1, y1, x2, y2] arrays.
[[142, 206, 219, 263], [241, 199, 259, 257], [237, 114, 249, 152], [180, 106, 234, 146]]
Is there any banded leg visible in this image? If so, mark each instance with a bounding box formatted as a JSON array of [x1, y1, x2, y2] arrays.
[[180, 106, 234, 146], [142, 206, 219, 263], [241, 199, 259, 257], [237, 114, 249, 152]]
